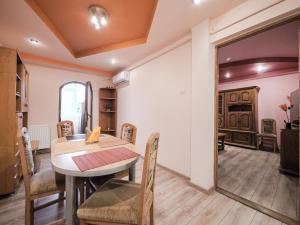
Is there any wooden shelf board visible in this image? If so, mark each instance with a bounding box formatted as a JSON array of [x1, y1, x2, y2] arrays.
[[100, 111, 116, 113], [16, 73, 21, 80], [100, 98, 116, 100], [102, 130, 116, 132], [16, 93, 21, 97]]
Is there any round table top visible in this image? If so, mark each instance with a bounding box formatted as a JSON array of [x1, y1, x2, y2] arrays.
[[51, 136, 139, 177]]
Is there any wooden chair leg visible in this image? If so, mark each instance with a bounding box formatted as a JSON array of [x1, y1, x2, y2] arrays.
[[25, 198, 32, 225], [30, 200, 34, 225], [79, 183, 85, 205], [150, 204, 154, 225]]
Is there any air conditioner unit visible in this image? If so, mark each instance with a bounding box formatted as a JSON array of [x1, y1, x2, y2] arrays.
[[112, 71, 130, 85]]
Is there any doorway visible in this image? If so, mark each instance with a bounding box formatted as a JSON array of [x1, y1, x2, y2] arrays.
[[59, 81, 93, 134]]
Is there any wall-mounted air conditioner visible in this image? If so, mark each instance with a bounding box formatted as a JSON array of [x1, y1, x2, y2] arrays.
[[112, 71, 130, 85]]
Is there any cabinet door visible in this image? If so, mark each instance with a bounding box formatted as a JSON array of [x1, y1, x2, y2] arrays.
[[218, 115, 224, 128], [232, 132, 252, 146], [239, 90, 252, 104], [227, 112, 239, 129], [218, 93, 224, 115], [238, 112, 252, 130], [227, 91, 239, 104]]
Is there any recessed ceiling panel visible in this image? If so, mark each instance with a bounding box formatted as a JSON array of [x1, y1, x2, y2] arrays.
[[25, 0, 158, 58]]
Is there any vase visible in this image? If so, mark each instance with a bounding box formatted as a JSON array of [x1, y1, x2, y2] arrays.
[[285, 122, 291, 129]]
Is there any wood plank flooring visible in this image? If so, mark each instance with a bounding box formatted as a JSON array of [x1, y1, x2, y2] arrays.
[[218, 145, 299, 220], [0, 152, 286, 225]]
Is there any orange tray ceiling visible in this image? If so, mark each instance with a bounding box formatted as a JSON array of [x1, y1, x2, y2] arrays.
[[25, 0, 158, 58]]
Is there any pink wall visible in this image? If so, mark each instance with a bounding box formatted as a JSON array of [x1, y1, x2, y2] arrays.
[[219, 73, 299, 145]]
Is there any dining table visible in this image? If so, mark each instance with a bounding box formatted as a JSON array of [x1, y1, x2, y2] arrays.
[[51, 134, 139, 225]]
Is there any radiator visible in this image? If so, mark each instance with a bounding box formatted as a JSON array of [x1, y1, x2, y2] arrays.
[[28, 124, 51, 150]]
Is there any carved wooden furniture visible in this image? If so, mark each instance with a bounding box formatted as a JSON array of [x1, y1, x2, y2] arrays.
[[0, 47, 30, 195], [257, 119, 278, 152], [121, 123, 137, 144], [218, 133, 226, 151], [77, 133, 159, 225], [279, 129, 299, 176], [18, 136, 65, 225], [219, 86, 259, 149], [99, 88, 117, 136], [57, 120, 75, 138]]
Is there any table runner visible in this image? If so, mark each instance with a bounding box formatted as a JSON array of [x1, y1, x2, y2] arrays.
[[72, 147, 140, 171]]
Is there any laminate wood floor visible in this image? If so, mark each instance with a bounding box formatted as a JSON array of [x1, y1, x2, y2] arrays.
[[0, 153, 286, 225], [218, 145, 299, 220]]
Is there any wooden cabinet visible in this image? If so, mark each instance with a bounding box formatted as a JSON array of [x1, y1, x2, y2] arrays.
[[0, 47, 29, 195], [219, 86, 259, 149], [99, 88, 117, 136], [279, 129, 299, 176]]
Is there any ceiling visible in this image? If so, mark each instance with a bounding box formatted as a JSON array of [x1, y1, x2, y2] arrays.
[[0, 0, 246, 75], [25, 0, 157, 58], [218, 20, 299, 83]]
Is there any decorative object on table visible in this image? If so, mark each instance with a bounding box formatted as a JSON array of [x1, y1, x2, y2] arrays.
[[86, 127, 101, 144], [279, 96, 294, 129]]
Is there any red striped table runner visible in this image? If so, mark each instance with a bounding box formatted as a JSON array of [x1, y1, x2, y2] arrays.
[[72, 147, 140, 172]]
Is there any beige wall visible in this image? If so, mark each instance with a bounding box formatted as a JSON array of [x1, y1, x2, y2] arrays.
[[27, 64, 111, 140], [118, 42, 192, 177]]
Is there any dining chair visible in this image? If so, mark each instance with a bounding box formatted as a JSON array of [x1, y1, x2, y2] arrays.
[[77, 132, 160, 225], [18, 136, 65, 225], [57, 120, 74, 138], [257, 118, 278, 152], [121, 123, 137, 144]]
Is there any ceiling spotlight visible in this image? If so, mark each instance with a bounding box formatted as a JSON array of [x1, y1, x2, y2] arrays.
[[111, 58, 117, 64], [226, 57, 232, 62], [28, 38, 40, 46], [256, 64, 268, 73], [192, 0, 201, 5], [225, 72, 231, 78], [89, 5, 109, 30]]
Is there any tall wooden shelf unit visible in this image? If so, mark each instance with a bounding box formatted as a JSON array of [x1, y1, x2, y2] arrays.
[[0, 47, 30, 195], [99, 88, 117, 136], [218, 86, 259, 149]]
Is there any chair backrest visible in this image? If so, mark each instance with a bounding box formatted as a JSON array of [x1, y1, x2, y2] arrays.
[[57, 120, 74, 138], [138, 132, 160, 225], [18, 135, 31, 199], [261, 119, 276, 134], [120, 123, 137, 144]]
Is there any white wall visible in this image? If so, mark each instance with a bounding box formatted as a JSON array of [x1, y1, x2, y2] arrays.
[[117, 42, 192, 177], [190, 19, 215, 190], [219, 73, 299, 144], [27, 64, 111, 140]]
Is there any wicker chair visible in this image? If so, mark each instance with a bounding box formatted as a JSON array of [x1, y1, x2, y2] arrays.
[[18, 136, 65, 225], [257, 119, 278, 152], [77, 132, 160, 225], [57, 120, 74, 138]]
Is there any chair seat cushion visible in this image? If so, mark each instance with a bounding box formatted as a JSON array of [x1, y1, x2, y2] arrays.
[[30, 167, 65, 196], [77, 179, 140, 224]]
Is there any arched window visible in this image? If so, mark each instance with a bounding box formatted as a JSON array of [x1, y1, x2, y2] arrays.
[[59, 81, 93, 134]]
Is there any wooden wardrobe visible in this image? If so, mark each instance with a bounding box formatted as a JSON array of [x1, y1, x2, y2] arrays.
[[218, 86, 259, 149], [0, 47, 30, 195]]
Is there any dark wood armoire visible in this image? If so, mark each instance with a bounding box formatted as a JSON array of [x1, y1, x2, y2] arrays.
[[218, 86, 259, 149]]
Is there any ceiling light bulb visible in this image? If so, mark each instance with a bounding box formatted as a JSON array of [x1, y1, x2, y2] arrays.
[[95, 24, 100, 30], [111, 58, 117, 64], [29, 38, 40, 46], [225, 72, 231, 78], [256, 64, 268, 73], [192, 0, 201, 5], [100, 17, 108, 26]]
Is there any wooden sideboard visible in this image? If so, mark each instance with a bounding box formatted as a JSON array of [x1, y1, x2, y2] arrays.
[[0, 47, 30, 195], [219, 86, 259, 149], [279, 129, 299, 176]]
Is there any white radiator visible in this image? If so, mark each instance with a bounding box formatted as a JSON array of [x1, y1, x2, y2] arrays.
[[28, 124, 51, 150]]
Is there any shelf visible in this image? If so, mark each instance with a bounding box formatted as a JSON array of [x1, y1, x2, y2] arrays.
[[100, 111, 116, 113], [100, 98, 116, 100], [102, 130, 116, 132], [16, 92, 21, 97]]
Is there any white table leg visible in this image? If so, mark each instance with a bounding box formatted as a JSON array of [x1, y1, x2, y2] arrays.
[[66, 175, 76, 225]]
